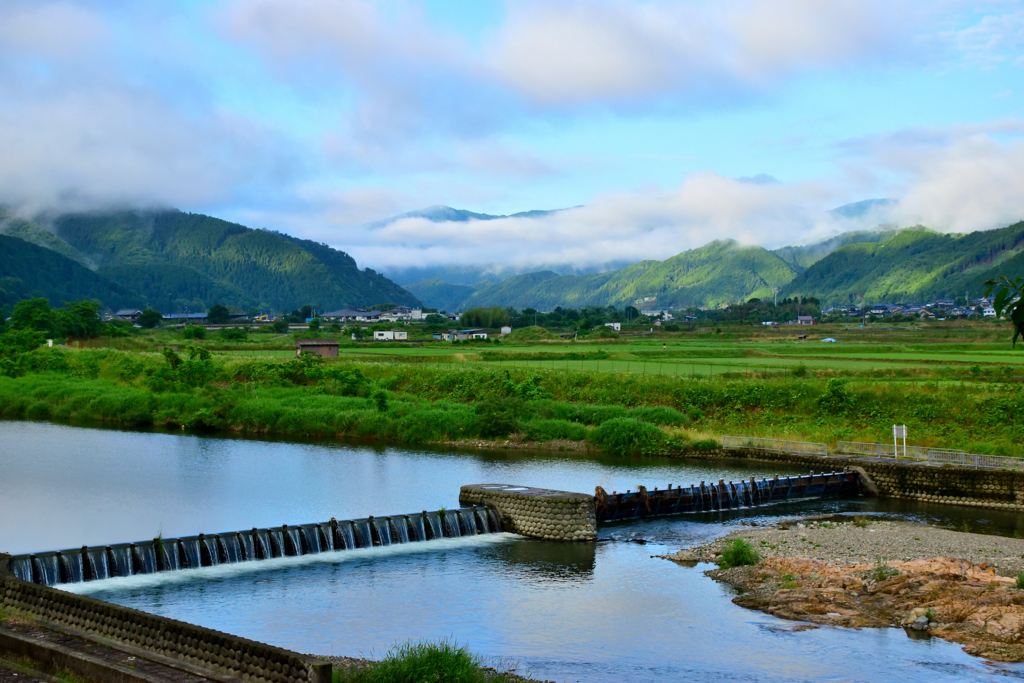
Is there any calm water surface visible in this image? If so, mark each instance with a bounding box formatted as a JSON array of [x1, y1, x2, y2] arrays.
[[2, 421, 1022, 682]]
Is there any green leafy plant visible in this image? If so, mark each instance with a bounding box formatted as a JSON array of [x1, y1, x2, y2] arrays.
[[718, 539, 760, 569], [589, 417, 664, 456], [853, 516, 869, 528], [871, 558, 899, 582], [1016, 572, 1024, 590], [984, 275, 1024, 346]]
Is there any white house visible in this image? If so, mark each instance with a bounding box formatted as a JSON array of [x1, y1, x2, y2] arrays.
[[984, 307, 997, 318], [797, 316, 815, 325], [500, 326, 512, 335], [373, 329, 408, 341], [604, 322, 621, 332], [471, 332, 487, 339]]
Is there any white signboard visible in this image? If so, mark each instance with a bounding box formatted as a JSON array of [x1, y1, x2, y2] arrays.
[[893, 425, 907, 438]]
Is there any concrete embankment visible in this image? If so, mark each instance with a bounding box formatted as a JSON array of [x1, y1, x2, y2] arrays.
[[670, 448, 1024, 512]]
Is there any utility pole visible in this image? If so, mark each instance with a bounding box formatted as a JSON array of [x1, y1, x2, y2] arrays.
[[773, 287, 778, 308]]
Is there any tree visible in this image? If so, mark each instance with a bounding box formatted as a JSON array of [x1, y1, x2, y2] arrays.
[[271, 319, 289, 333], [10, 298, 56, 335], [138, 308, 163, 329], [57, 300, 105, 338], [424, 313, 447, 326], [985, 276, 1024, 346], [207, 304, 231, 324], [461, 306, 510, 328]]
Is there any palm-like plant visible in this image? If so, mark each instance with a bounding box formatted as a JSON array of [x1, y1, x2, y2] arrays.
[[984, 276, 1024, 346]]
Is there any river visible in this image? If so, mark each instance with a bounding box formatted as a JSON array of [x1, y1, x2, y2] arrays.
[[2, 421, 1021, 682]]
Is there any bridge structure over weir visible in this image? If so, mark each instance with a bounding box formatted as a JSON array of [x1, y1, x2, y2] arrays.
[[2, 468, 864, 682]]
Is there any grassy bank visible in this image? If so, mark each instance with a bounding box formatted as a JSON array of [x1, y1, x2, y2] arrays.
[[1, 344, 1022, 457]]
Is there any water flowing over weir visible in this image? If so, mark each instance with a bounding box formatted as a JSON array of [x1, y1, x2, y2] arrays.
[[11, 507, 502, 587], [594, 470, 861, 522]]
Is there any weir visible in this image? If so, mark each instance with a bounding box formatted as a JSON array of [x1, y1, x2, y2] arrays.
[[595, 470, 861, 522], [9, 506, 503, 587]]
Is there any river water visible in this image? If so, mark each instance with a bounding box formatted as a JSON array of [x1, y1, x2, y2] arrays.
[[2, 421, 1022, 682]]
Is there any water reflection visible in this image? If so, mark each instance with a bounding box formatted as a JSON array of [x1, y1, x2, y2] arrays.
[[5, 421, 1024, 682]]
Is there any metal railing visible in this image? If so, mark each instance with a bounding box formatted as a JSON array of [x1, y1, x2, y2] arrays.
[[723, 436, 828, 456], [835, 441, 1024, 471]]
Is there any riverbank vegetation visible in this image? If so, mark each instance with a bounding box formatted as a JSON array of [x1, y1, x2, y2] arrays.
[[0, 333, 1022, 456], [331, 640, 533, 683]]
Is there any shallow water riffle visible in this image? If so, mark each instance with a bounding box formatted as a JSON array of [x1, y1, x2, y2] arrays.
[[4, 420, 1024, 682]]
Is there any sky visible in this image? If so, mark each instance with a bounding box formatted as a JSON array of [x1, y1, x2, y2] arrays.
[[0, 0, 1023, 273]]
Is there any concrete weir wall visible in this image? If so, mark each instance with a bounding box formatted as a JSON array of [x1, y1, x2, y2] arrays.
[[1, 555, 331, 683], [688, 449, 1024, 512], [460, 484, 597, 541]]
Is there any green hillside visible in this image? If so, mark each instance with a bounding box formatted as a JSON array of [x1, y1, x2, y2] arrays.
[[418, 240, 797, 310], [45, 210, 417, 312], [0, 235, 138, 309], [772, 230, 895, 271], [782, 223, 1024, 303], [404, 278, 481, 312]]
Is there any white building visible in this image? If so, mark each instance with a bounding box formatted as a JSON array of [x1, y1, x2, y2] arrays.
[[603, 322, 621, 332], [984, 307, 997, 318], [373, 329, 408, 341], [500, 326, 512, 335]]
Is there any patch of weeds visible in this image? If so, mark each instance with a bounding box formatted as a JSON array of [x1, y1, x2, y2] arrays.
[[333, 638, 527, 683], [957, 521, 971, 533], [913, 537, 921, 541], [852, 516, 869, 528], [924, 607, 936, 622], [719, 539, 760, 569], [780, 573, 800, 589], [871, 558, 900, 582]]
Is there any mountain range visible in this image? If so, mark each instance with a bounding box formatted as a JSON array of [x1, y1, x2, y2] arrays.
[[0, 208, 417, 313], [4, 199, 1022, 316], [405, 221, 1024, 311]]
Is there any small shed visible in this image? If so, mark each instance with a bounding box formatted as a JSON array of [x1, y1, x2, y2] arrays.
[[797, 316, 815, 325], [500, 326, 512, 335], [296, 338, 339, 358], [604, 322, 621, 332]]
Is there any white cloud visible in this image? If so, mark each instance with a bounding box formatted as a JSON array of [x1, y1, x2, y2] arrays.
[[335, 121, 1024, 271], [488, 0, 924, 106], [0, 2, 299, 214]]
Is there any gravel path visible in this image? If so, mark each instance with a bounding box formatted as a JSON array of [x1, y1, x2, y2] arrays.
[[683, 517, 1024, 577]]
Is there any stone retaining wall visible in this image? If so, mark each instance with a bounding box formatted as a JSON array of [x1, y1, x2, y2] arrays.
[[0, 555, 331, 683], [673, 448, 1024, 512], [459, 484, 596, 541]]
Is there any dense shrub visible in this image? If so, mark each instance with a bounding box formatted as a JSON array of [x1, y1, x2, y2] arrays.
[[474, 396, 523, 438], [816, 379, 853, 415], [182, 326, 206, 340], [589, 417, 663, 455], [335, 639, 519, 683], [718, 539, 760, 569], [522, 418, 588, 442]]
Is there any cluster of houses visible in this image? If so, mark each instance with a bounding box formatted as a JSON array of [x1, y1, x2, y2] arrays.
[[319, 307, 432, 323], [825, 298, 998, 319]]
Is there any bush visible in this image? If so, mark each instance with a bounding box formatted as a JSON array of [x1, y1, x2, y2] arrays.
[[335, 639, 514, 683], [475, 396, 523, 438], [718, 539, 760, 569], [522, 418, 588, 442], [589, 417, 663, 455], [271, 320, 289, 333], [220, 327, 247, 341], [816, 378, 853, 415], [690, 438, 720, 451], [182, 325, 206, 340], [1016, 572, 1024, 591]]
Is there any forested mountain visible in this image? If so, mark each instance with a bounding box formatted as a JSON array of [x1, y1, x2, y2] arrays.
[[782, 223, 1024, 303], [408, 240, 798, 310], [4, 209, 417, 312], [772, 230, 895, 271], [0, 235, 138, 309]]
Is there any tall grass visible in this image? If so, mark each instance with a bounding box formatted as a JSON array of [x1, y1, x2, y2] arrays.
[[333, 639, 527, 683], [1, 346, 1022, 456]]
